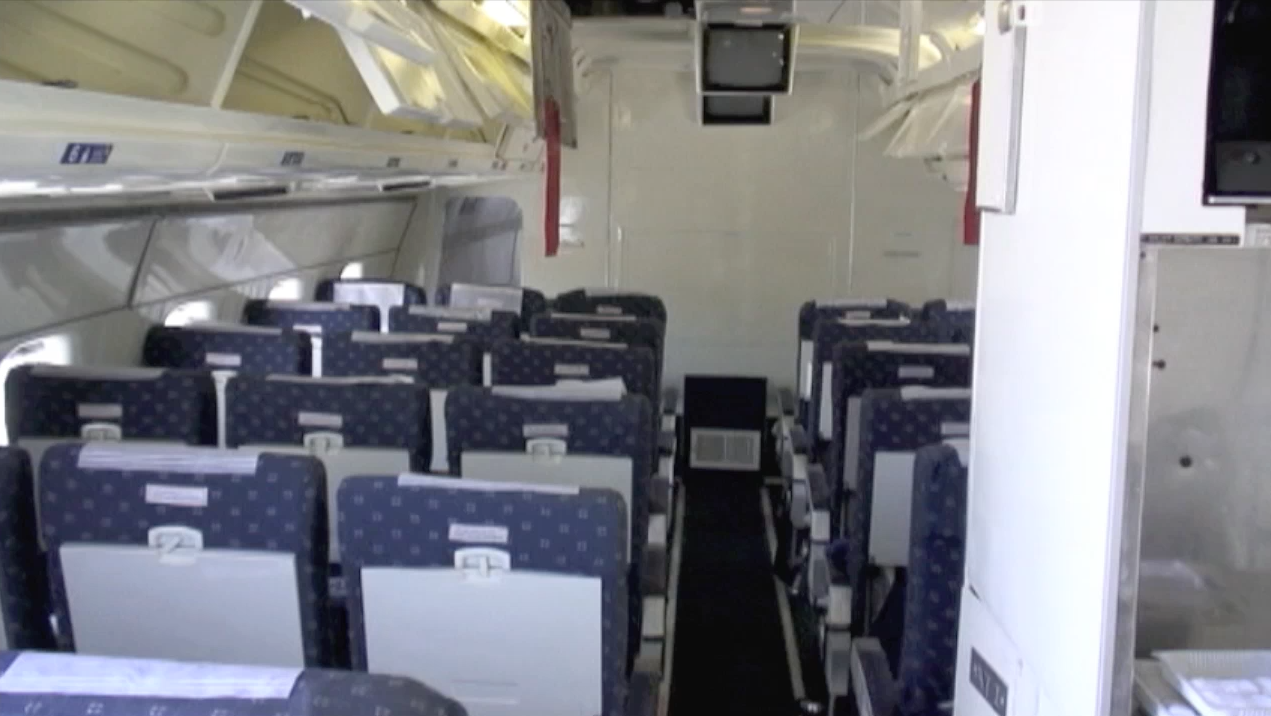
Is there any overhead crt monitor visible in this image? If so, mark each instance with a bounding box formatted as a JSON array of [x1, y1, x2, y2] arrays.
[[697, 23, 796, 95]]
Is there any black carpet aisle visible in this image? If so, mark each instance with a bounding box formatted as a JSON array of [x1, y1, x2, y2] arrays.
[[668, 473, 794, 715]]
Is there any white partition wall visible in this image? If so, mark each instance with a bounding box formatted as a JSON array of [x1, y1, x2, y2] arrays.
[[958, 3, 1155, 716]]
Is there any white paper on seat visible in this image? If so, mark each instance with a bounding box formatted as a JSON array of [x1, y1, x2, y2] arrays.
[[841, 397, 863, 490], [430, 388, 450, 473], [362, 566, 601, 716], [819, 362, 834, 439], [799, 340, 814, 399], [868, 451, 917, 567], [239, 444, 411, 561], [332, 282, 406, 333], [493, 379, 626, 401], [462, 452, 634, 559], [60, 544, 304, 667], [449, 284, 523, 313], [0, 652, 302, 699]]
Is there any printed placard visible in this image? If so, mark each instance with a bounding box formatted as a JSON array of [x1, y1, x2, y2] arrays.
[[596, 305, 623, 315], [448, 523, 509, 545], [77, 403, 123, 420], [579, 328, 612, 340], [437, 322, 469, 333], [205, 352, 242, 368], [382, 358, 419, 371], [897, 365, 936, 379], [554, 363, 590, 377], [523, 423, 569, 438], [941, 421, 970, 436], [298, 412, 343, 429], [145, 484, 209, 509]]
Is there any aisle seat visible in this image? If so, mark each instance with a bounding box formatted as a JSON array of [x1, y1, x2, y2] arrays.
[[339, 475, 649, 716], [850, 439, 968, 716], [39, 443, 329, 667], [796, 299, 909, 427], [224, 374, 431, 561]]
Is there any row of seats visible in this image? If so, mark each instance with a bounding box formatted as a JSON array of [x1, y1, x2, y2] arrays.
[[0, 279, 676, 716], [776, 297, 975, 715]]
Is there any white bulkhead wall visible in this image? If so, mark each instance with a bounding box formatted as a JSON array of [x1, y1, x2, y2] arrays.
[[509, 66, 976, 389]]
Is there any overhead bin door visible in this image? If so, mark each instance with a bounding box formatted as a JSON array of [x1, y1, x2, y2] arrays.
[[287, 0, 484, 128]]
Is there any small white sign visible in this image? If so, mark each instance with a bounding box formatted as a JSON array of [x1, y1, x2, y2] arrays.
[[382, 357, 419, 371], [596, 305, 623, 315], [204, 352, 242, 368], [145, 484, 209, 509], [579, 328, 612, 340], [448, 523, 509, 545], [77, 403, 123, 420], [554, 363, 590, 377], [898, 365, 936, 379], [298, 411, 343, 429], [523, 423, 570, 438], [437, 321, 469, 333]]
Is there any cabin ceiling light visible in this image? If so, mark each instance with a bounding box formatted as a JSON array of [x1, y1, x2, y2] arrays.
[[478, 0, 528, 29]]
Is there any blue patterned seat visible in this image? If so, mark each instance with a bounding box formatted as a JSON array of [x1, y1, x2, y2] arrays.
[[225, 374, 430, 559], [314, 279, 427, 332], [795, 299, 909, 427], [0, 449, 52, 650], [492, 338, 658, 412], [6, 366, 216, 475], [0, 650, 467, 716], [826, 342, 972, 539], [435, 283, 548, 325], [529, 314, 665, 385], [919, 300, 976, 343], [242, 301, 380, 334], [322, 331, 480, 386], [850, 440, 967, 716], [38, 443, 329, 667], [551, 289, 667, 324], [338, 475, 629, 716], [143, 324, 312, 375], [807, 319, 947, 447], [321, 331, 479, 474], [846, 388, 970, 633], [387, 305, 521, 344]]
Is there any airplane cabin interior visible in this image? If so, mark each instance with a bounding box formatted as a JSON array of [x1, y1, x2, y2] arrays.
[[0, 1, 1265, 716]]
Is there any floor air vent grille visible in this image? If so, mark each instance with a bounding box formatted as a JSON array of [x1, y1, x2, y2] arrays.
[[689, 429, 761, 471]]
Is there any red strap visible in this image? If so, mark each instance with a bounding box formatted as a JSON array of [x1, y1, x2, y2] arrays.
[[544, 98, 561, 258], [963, 79, 981, 246]]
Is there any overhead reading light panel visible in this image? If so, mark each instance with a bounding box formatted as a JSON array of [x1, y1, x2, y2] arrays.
[[288, 0, 484, 128]]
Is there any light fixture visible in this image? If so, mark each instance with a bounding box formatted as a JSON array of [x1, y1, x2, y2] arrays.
[[972, 11, 986, 35], [478, 0, 528, 29]]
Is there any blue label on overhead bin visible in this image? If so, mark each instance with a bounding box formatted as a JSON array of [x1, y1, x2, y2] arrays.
[[61, 143, 113, 165], [280, 151, 305, 167], [969, 649, 1009, 716]]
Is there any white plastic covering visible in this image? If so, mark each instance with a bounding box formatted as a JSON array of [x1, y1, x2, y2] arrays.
[[862, 75, 975, 190]]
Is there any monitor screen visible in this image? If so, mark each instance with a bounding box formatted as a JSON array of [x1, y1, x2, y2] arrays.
[[701, 25, 790, 93]]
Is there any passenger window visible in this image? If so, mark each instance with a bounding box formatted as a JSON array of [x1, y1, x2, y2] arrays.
[[163, 300, 215, 327], [0, 335, 72, 446], [340, 262, 365, 279], [268, 277, 304, 301]]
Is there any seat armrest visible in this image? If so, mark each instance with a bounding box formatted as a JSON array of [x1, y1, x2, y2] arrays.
[[661, 386, 679, 415], [658, 430, 676, 456], [627, 669, 659, 716], [777, 387, 797, 416], [851, 638, 897, 716], [640, 545, 668, 596], [789, 425, 809, 455], [808, 463, 831, 542], [650, 475, 671, 515]]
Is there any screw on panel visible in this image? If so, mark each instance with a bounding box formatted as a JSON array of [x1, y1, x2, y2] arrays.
[[1152, 359, 1167, 370]]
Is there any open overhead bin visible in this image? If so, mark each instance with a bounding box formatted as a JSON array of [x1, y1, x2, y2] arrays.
[[0, 0, 544, 202]]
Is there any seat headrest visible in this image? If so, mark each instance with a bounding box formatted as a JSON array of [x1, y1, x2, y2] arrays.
[[406, 305, 494, 321], [520, 336, 626, 350], [261, 375, 415, 386], [347, 331, 455, 344], [864, 341, 971, 355], [492, 378, 627, 401], [28, 366, 166, 380], [546, 312, 638, 323]]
